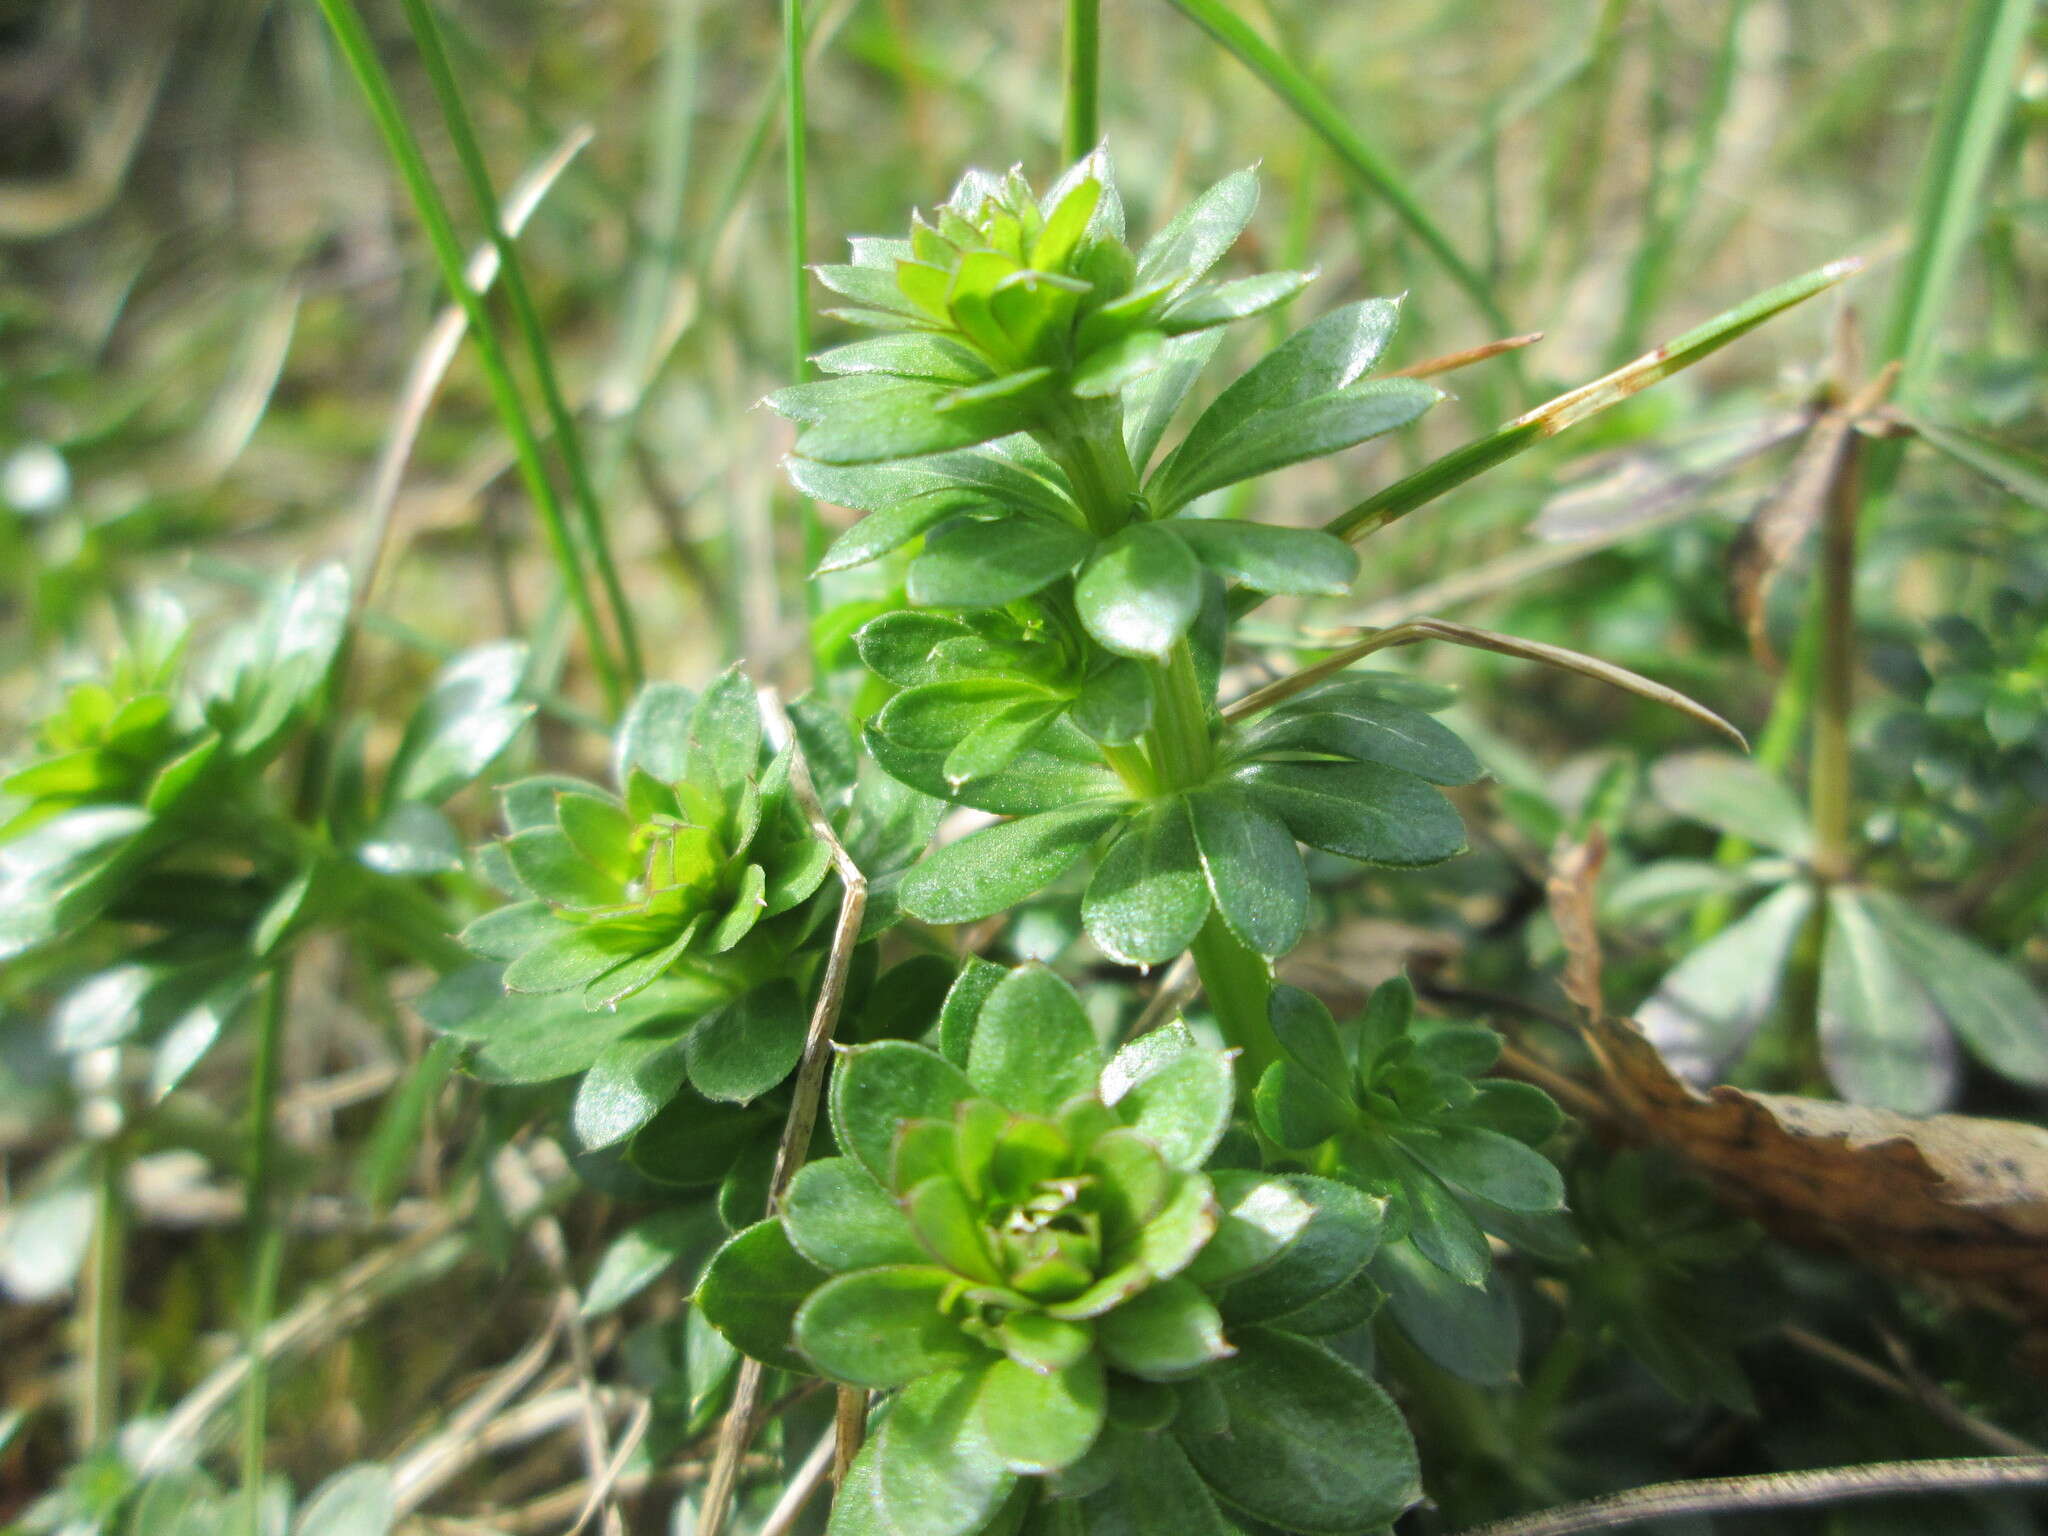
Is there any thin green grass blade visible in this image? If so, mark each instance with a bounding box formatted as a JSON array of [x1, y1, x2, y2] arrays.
[[1311, 255, 1862, 552], [1163, 0, 1512, 337], [1883, 0, 2038, 397], [394, 0, 644, 690], [310, 0, 623, 709]]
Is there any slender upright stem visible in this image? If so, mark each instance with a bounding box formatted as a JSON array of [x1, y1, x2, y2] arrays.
[[1189, 913, 1283, 1086], [1063, 0, 1101, 162], [1809, 432, 1865, 884], [241, 961, 294, 1526], [310, 0, 623, 710], [80, 1137, 127, 1452], [395, 0, 643, 690]]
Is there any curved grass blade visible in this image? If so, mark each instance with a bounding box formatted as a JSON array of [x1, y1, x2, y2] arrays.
[[1163, 0, 1511, 337]]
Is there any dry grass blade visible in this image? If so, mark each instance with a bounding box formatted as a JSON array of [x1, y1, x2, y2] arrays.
[[1225, 617, 1747, 751], [1388, 331, 1545, 380], [352, 126, 594, 617], [389, 1300, 568, 1514], [1453, 1456, 2048, 1536], [1547, 828, 1607, 1019], [696, 692, 873, 1536]]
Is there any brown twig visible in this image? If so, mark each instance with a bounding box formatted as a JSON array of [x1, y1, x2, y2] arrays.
[[1780, 1325, 2041, 1457], [1453, 1456, 2048, 1535], [1389, 330, 1546, 379], [696, 694, 871, 1536]]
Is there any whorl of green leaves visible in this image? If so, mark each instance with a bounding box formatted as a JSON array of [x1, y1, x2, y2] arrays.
[[697, 962, 1420, 1536], [1256, 977, 1565, 1286], [464, 667, 835, 1012]]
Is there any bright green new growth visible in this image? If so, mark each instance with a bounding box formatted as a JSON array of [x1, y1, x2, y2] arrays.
[[466, 667, 834, 1012], [697, 963, 1418, 1536]]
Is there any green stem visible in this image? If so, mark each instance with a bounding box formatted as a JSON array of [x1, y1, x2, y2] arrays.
[[1190, 913, 1282, 1087], [80, 1136, 127, 1452], [395, 0, 643, 690], [1063, 0, 1101, 162], [241, 962, 293, 1524], [785, 0, 829, 650], [1809, 429, 1865, 884], [1149, 644, 1213, 790], [310, 0, 623, 711]]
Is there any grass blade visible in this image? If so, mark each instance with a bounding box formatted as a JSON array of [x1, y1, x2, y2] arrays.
[[309, 0, 623, 708], [1317, 254, 1862, 547], [1163, 0, 1512, 336], [394, 0, 645, 689], [1882, 0, 2037, 397]]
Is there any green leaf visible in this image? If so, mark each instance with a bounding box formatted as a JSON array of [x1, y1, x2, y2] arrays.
[[904, 1173, 1002, 1281], [1075, 523, 1205, 661], [1071, 330, 1171, 398], [1159, 270, 1315, 332], [694, 1219, 828, 1374], [1651, 750, 1812, 857], [1082, 800, 1211, 965], [581, 1206, 720, 1318], [977, 1355, 1108, 1473], [875, 1366, 1017, 1536], [856, 612, 976, 687], [996, 1311, 1093, 1374], [687, 980, 807, 1104], [1176, 1328, 1420, 1533], [629, 1090, 779, 1189], [1398, 1156, 1493, 1285], [1861, 889, 2048, 1087], [1266, 985, 1351, 1091], [1183, 1172, 1315, 1290], [418, 963, 700, 1085], [907, 516, 1094, 608], [1235, 694, 1482, 786], [356, 801, 463, 875], [785, 1158, 928, 1273], [1399, 1124, 1563, 1214], [898, 804, 1124, 925], [1115, 1048, 1235, 1172], [554, 791, 634, 873], [573, 1031, 692, 1148], [830, 1041, 978, 1185], [501, 923, 653, 995], [1073, 1434, 1238, 1536], [1186, 782, 1306, 959], [1818, 888, 1955, 1113], [1472, 1079, 1566, 1147], [690, 666, 763, 788], [1171, 520, 1358, 596], [1219, 1175, 1382, 1326], [500, 828, 621, 909], [818, 495, 976, 574], [938, 956, 1007, 1069], [865, 715, 1123, 817], [777, 375, 1031, 464], [943, 699, 1065, 788], [1254, 1060, 1357, 1149], [1095, 1277, 1232, 1380], [967, 963, 1101, 1113], [385, 641, 531, 807], [1124, 331, 1224, 471], [1637, 882, 1814, 1085], [795, 1266, 986, 1388], [614, 681, 695, 783], [1376, 1238, 1522, 1386], [1137, 167, 1258, 291], [814, 332, 990, 383], [1072, 659, 1155, 746], [1136, 1170, 1222, 1282], [1236, 759, 1465, 866]]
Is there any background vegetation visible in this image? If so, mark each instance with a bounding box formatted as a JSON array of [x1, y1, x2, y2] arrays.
[[2, 1, 2045, 1532]]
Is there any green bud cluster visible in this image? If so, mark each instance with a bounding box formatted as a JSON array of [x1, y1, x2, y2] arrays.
[[465, 668, 834, 1012]]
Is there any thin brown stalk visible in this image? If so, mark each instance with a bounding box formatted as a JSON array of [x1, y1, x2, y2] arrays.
[[697, 694, 871, 1536], [1388, 331, 1545, 379], [1452, 1456, 2048, 1536], [1224, 617, 1746, 751], [1781, 1326, 2042, 1457]]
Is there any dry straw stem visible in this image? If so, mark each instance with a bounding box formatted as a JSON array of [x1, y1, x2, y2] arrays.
[[1387, 331, 1546, 380], [1453, 1455, 2048, 1536], [696, 693, 871, 1536], [1224, 616, 1747, 751]]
